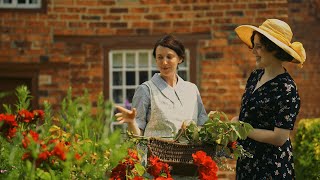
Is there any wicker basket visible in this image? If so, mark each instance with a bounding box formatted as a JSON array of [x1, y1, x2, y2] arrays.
[[147, 137, 216, 176]]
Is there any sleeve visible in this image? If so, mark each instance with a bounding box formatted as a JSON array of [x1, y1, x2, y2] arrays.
[[195, 86, 208, 126], [131, 84, 150, 130], [274, 81, 300, 130]]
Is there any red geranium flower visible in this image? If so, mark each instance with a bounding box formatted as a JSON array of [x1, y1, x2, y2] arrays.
[[228, 141, 237, 149], [33, 110, 45, 120], [0, 114, 18, 139], [18, 109, 34, 123], [51, 141, 68, 161], [192, 151, 218, 180], [147, 156, 171, 179]]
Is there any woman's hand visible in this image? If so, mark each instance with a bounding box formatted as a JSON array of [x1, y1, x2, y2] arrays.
[[231, 116, 239, 122], [115, 105, 141, 136], [115, 105, 137, 124]]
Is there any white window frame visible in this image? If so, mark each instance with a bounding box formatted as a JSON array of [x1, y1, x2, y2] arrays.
[[109, 49, 190, 106], [0, 0, 41, 9]]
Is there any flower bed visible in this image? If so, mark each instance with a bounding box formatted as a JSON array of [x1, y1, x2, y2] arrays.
[[0, 86, 253, 179], [0, 86, 133, 179]]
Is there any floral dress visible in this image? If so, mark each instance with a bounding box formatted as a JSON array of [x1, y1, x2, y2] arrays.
[[236, 69, 300, 180]]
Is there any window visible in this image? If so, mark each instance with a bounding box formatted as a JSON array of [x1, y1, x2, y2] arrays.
[[109, 49, 190, 105], [0, 0, 43, 9], [0, 63, 39, 112]]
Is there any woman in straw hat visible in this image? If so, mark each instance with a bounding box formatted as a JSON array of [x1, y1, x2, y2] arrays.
[[233, 19, 306, 179]]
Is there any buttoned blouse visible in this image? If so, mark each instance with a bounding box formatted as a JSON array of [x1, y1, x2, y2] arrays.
[[132, 73, 207, 138]]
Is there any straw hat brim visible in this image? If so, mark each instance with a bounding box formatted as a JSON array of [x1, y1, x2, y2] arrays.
[[235, 25, 301, 63]]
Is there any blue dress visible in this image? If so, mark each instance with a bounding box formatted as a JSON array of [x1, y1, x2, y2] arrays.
[[236, 69, 300, 179]]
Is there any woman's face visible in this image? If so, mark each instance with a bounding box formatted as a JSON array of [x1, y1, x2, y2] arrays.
[[155, 45, 182, 78], [252, 34, 276, 69]]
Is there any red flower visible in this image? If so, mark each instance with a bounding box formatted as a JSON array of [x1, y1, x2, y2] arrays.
[[22, 130, 40, 148], [33, 110, 45, 120], [22, 152, 31, 160], [75, 153, 82, 160], [128, 149, 139, 160], [228, 141, 237, 149], [7, 127, 17, 139], [192, 151, 218, 180], [18, 109, 34, 123], [147, 156, 171, 179], [0, 114, 18, 139], [51, 141, 68, 161], [110, 149, 145, 180], [37, 151, 51, 162]]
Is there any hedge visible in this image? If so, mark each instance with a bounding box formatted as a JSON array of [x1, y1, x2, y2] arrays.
[[293, 118, 320, 180]]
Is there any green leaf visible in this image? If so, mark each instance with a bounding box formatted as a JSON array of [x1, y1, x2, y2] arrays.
[[134, 163, 146, 176], [36, 168, 52, 180], [229, 130, 238, 142]]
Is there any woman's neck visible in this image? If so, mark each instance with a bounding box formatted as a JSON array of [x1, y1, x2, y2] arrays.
[[160, 74, 177, 87], [263, 62, 285, 80]]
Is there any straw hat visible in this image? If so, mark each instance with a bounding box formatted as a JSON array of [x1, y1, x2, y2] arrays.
[[235, 19, 306, 67]]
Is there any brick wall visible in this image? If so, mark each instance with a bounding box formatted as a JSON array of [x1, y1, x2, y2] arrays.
[[0, 0, 319, 179]]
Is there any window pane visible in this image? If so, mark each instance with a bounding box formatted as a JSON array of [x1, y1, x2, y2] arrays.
[[113, 89, 123, 103], [138, 52, 148, 68], [112, 53, 123, 68], [152, 71, 158, 76], [178, 71, 187, 80], [18, 0, 26, 4], [179, 60, 187, 68], [139, 71, 148, 84], [126, 53, 135, 68], [113, 72, 122, 86], [30, 0, 38, 3], [4, 0, 12, 3], [151, 58, 157, 68], [126, 89, 135, 103], [126, 71, 135, 85]]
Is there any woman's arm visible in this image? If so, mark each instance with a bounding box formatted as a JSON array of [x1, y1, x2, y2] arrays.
[[115, 84, 150, 136], [231, 116, 290, 146], [115, 106, 142, 136], [248, 127, 290, 147]]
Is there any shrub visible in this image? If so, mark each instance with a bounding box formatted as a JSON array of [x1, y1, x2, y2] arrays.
[[293, 118, 320, 180], [0, 86, 134, 179]]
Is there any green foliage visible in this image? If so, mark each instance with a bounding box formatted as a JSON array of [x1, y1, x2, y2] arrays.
[[293, 118, 320, 180], [15, 86, 32, 112], [0, 85, 133, 179], [175, 111, 254, 161]]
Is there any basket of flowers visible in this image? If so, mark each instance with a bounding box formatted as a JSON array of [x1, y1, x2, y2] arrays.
[[146, 111, 254, 176]]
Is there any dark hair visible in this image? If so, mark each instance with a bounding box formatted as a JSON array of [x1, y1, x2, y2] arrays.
[[152, 34, 186, 63], [250, 31, 293, 62]]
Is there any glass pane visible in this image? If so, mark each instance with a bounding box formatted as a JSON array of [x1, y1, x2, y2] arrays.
[[139, 71, 148, 84], [113, 89, 123, 103], [4, 0, 12, 3], [126, 53, 135, 68], [179, 60, 187, 68], [126, 89, 135, 103], [30, 0, 38, 3], [112, 72, 122, 86], [178, 71, 187, 80], [151, 57, 157, 67], [112, 53, 123, 68], [152, 70, 158, 76], [126, 71, 135, 85], [18, 0, 26, 4], [138, 52, 148, 68]]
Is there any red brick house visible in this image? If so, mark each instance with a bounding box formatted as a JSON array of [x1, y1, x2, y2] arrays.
[[0, 0, 319, 179]]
